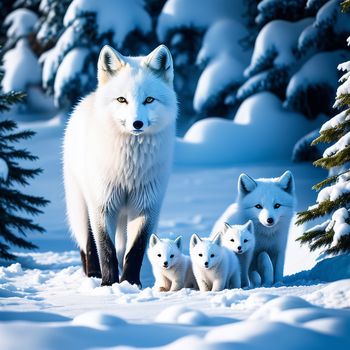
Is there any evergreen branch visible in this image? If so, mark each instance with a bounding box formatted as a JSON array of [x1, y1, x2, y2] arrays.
[[0, 91, 26, 112], [313, 146, 350, 169], [296, 192, 350, 225], [312, 170, 350, 191]]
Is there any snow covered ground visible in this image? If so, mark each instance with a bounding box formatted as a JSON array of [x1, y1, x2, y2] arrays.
[[1, 115, 350, 350]]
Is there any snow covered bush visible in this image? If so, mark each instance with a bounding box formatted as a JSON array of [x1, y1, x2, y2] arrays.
[[41, 0, 152, 108], [297, 2, 350, 254]]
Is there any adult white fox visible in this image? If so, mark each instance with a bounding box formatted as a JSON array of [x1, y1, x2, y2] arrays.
[[63, 45, 177, 286]]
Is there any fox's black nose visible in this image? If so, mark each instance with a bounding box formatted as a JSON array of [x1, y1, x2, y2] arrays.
[[237, 246, 242, 251], [267, 218, 274, 224], [133, 120, 144, 129], [204, 261, 209, 267], [163, 261, 168, 267]]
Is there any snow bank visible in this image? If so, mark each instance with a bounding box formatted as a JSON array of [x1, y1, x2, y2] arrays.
[[64, 0, 151, 47], [157, 0, 245, 41], [176, 92, 325, 165]]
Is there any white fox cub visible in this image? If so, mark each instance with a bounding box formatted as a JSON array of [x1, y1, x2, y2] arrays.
[[190, 233, 241, 291], [147, 234, 197, 292], [63, 44, 177, 286], [219, 221, 255, 288], [212, 171, 296, 285]]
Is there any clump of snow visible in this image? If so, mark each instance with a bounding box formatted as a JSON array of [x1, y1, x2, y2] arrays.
[[2, 39, 41, 92], [285, 50, 350, 107], [320, 110, 349, 132], [4, 9, 38, 39], [317, 174, 350, 203], [0, 158, 9, 181], [157, 0, 245, 41], [245, 18, 312, 78], [196, 19, 250, 65], [326, 208, 350, 247], [64, 0, 151, 47], [176, 92, 325, 165], [335, 59, 350, 103], [193, 53, 245, 112]]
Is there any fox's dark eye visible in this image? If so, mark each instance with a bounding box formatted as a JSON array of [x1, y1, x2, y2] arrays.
[[230, 239, 235, 242], [199, 253, 203, 257], [116, 97, 127, 103], [144, 96, 154, 104], [210, 254, 215, 258], [255, 204, 262, 209], [157, 254, 161, 257], [170, 254, 174, 258], [244, 239, 248, 243], [274, 203, 281, 209]]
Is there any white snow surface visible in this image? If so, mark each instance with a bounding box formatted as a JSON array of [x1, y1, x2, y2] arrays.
[[2, 39, 41, 92], [1, 113, 350, 349], [4, 8, 38, 39], [0, 158, 8, 181], [64, 0, 151, 47], [177, 92, 326, 165], [157, 0, 245, 41], [245, 18, 312, 77]]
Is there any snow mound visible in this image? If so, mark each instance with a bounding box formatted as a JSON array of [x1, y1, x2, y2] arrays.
[[156, 305, 210, 326], [176, 92, 325, 165], [72, 311, 126, 329]]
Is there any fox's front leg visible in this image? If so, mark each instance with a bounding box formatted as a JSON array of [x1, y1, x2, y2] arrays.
[[170, 279, 184, 291], [88, 207, 119, 286], [121, 210, 158, 287], [154, 275, 171, 292], [274, 251, 285, 283]]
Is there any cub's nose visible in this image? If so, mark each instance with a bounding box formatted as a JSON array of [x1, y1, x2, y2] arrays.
[[204, 261, 209, 268], [163, 261, 168, 268], [133, 120, 144, 129], [267, 218, 274, 225], [237, 246, 242, 251]]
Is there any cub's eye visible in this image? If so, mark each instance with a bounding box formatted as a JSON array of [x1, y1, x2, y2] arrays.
[[157, 254, 161, 257], [170, 254, 174, 258], [244, 239, 248, 243], [144, 96, 154, 104], [116, 97, 127, 103], [230, 239, 235, 242], [210, 254, 215, 258], [274, 203, 281, 209], [199, 253, 203, 257], [255, 204, 262, 209]]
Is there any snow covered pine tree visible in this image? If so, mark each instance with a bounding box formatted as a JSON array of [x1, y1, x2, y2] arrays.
[[0, 56, 49, 260], [296, 0, 350, 254]]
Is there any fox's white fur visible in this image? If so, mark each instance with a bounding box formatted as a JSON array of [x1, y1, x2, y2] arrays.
[[63, 44, 177, 286], [147, 234, 196, 291], [190, 234, 241, 291], [212, 171, 296, 285], [218, 221, 255, 288]]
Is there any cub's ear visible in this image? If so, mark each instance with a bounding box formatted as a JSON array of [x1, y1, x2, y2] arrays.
[[212, 232, 222, 246], [190, 233, 201, 249], [97, 45, 125, 85], [238, 173, 257, 196], [278, 170, 294, 194], [244, 220, 254, 234], [144, 45, 174, 84], [222, 222, 231, 233], [149, 234, 159, 248], [174, 236, 182, 250]]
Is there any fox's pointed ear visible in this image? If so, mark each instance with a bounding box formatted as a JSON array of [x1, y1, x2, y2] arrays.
[[174, 236, 182, 250], [223, 222, 231, 233], [212, 232, 222, 246], [238, 173, 257, 196], [244, 220, 254, 234], [278, 171, 294, 194], [145, 45, 174, 84], [190, 234, 201, 249], [149, 234, 159, 248], [97, 45, 125, 85]]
